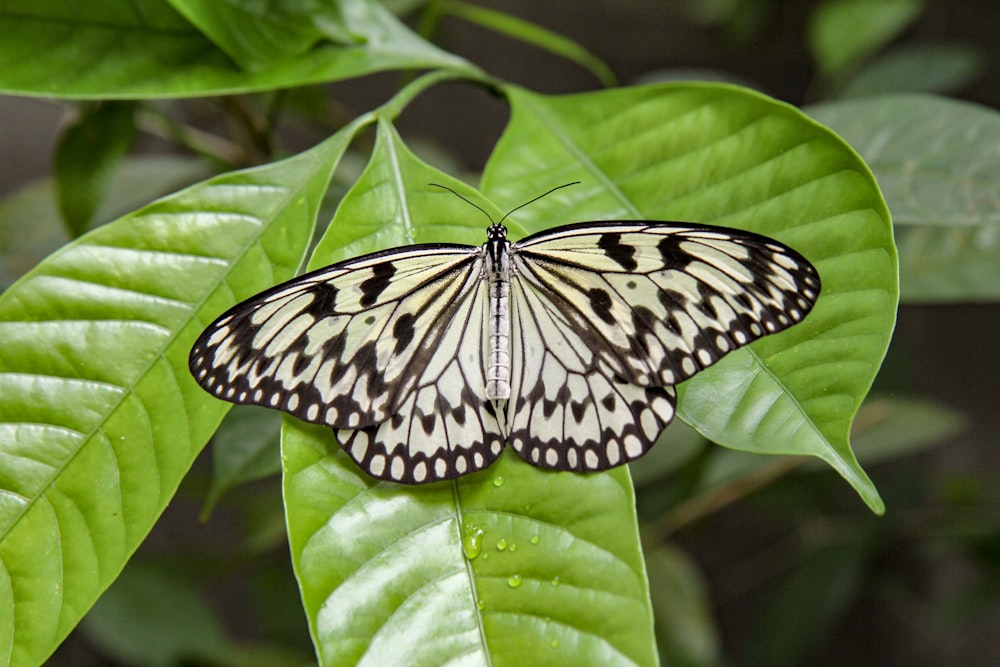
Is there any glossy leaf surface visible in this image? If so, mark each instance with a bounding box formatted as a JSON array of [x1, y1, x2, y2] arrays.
[[0, 123, 361, 666]]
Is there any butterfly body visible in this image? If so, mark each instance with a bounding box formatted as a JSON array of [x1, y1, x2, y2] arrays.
[[484, 222, 512, 401], [190, 219, 820, 484]]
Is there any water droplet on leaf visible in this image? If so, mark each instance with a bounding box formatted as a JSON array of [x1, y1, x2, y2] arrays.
[[462, 523, 484, 560]]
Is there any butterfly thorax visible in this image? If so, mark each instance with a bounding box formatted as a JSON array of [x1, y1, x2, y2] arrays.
[[484, 224, 512, 401]]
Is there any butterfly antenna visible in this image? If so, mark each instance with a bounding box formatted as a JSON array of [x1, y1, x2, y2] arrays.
[[498, 181, 581, 226], [429, 183, 495, 224], [429, 181, 582, 227]]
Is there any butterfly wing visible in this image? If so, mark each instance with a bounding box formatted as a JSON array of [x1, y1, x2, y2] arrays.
[[506, 220, 820, 471], [189, 244, 503, 483], [506, 275, 677, 471], [334, 275, 507, 483]]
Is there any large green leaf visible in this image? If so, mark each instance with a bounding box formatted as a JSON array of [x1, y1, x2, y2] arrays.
[[0, 120, 364, 666], [283, 120, 659, 666], [0, 155, 213, 290], [0, 0, 471, 98], [808, 94, 1000, 302], [481, 83, 895, 513]]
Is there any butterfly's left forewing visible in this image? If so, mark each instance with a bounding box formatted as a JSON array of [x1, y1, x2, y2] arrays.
[[189, 244, 503, 483]]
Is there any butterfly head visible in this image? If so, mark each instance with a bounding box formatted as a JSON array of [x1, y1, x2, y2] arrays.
[[487, 223, 508, 241]]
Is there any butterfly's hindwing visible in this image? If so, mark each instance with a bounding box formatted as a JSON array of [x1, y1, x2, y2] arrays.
[[506, 276, 677, 471], [336, 277, 505, 483]]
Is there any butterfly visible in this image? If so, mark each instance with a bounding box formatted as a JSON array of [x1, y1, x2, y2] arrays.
[[189, 199, 820, 484]]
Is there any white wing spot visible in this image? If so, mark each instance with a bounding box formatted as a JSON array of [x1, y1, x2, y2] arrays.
[[640, 409, 659, 440], [269, 393, 280, 407], [624, 434, 643, 458], [391, 456, 405, 480], [413, 462, 427, 483], [306, 404, 319, 421], [545, 449, 558, 466], [287, 394, 299, 411], [584, 451, 599, 468], [434, 459, 447, 478], [370, 455, 386, 476], [606, 441, 621, 465], [350, 434, 369, 461]]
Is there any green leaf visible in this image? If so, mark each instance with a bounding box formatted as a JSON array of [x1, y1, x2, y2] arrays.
[[285, 428, 657, 667], [808, 0, 924, 77], [482, 83, 896, 513], [0, 122, 360, 665], [283, 122, 658, 665], [0, 155, 214, 289], [165, 0, 326, 71], [0, 0, 471, 98], [443, 1, 617, 86], [645, 545, 719, 667], [53, 102, 137, 237], [837, 44, 985, 98], [201, 406, 282, 521], [310, 119, 497, 260], [807, 94, 1000, 302]]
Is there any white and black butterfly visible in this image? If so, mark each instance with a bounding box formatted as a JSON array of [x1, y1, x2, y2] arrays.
[[189, 209, 820, 484]]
